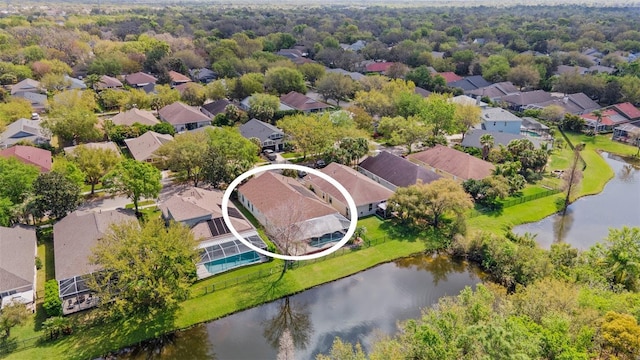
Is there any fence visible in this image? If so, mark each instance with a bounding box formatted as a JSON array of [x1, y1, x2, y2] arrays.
[[467, 187, 561, 218], [0, 334, 43, 355], [197, 236, 392, 296]]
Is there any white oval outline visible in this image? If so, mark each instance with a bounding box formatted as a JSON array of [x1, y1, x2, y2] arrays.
[[221, 164, 358, 261]]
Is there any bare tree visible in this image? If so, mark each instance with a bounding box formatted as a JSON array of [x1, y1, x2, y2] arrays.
[[264, 297, 313, 351], [276, 329, 296, 360], [264, 199, 309, 276], [561, 143, 584, 215]]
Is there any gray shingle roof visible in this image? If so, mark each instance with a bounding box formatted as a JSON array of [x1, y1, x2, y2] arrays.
[[358, 151, 442, 188], [110, 109, 159, 127], [0, 118, 50, 148], [124, 131, 173, 162], [239, 118, 283, 143], [0, 226, 36, 293], [481, 108, 522, 122], [54, 209, 137, 281], [159, 102, 210, 126], [461, 129, 545, 149]]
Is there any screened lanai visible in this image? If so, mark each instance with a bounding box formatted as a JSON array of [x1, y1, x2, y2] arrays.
[[197, 235, 269, 277], [59, 275, 97, 315]]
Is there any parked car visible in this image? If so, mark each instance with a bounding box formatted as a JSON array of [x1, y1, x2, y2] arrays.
[[314, 159, 326, 168], [263, 149, 277, 161], [31, 113, 40, 120]]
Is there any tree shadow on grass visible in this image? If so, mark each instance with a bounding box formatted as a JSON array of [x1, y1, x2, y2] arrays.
[[234, 271, 296, 311], [378, 220, 423, 242]]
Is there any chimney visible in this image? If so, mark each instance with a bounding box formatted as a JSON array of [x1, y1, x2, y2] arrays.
[[476, 95, 482, 105]]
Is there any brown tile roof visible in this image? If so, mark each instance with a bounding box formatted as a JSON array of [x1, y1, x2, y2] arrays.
[[95, 75, 123, 89], [280, 92, 332, 112], [159, 187, 253, 241], [0, 145, 52, 172], [359, 151, 442, 188], [110, 108, 159, 127], [468, 82, 518, 99], [612, 102, 640, 120], [124, 131, 173, 162], [124, 72, 157, 86], [63, 142, 121, 157], [500, 90, 555, 106], [159, 102, 210, 126], [54, 209, 137, 280], [238, 171, 337, 227], [408, 145, 495, 181], [201, 99, 233, 117], [169, 70, 191, 84], [0, 226, 36, 293], [305, 163, 393, 206]]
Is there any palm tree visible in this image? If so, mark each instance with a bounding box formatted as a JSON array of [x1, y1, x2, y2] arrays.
[[480, 134, 494, 161], [592, 109, 603, 135]]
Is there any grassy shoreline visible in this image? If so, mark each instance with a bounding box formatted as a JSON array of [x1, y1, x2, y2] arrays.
[[4, 134, 636, 360]]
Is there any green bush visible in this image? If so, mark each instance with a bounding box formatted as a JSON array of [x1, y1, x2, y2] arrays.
[[35, 256, 42, 270], [43, 279, 62, 317]]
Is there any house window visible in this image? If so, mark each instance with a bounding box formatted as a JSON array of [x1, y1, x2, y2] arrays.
[[329, 197, 332, 204]]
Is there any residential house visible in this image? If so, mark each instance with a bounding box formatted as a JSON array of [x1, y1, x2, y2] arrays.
[[305, 162, 393, 218], [54, 209, 137, 314], [158, 102, 211, 132], [10, 78, 42, 96], [461, 129, 545, 149], [325, 68, 365, 81], [64, 142, 121, 157], [555, 65, 589, 76], [189, 68, 216, 84], [408, 145, 495, 181], [610, 102, 640, 122], [448, 75, 493, 92], [436, 72, 463, 83], [240, 95, 293, 112], [0, 145, 52, 172], [358, 151, 442, 191], [499, 90, 555, 112], [365, 62, 395, 75], [450, 95, 489, 109], [238, 171, 350, 255], [0, 226, 37, 311], [63, 75, 87, 90], [581, 102, 640, 132], [124, 72, 157, 88], [109, 108, 159, 127], [528, 93, 600, 115], [159, 187, 267, 279], [0, 118, 50, 149], [468, 81, 518, 101], [613, 120, 640, 145], [276, 48, 306, 60], [280, 91, 332, 113], [124, 131, 173, 163], [201, 99, 237, 119], [239, 118, 285, 151], [94, 75, 123, 91], [13, 91, 47, 113], [168, 71, 191, 87], [340, 40, 366, 52], [480, 107, 522, 134], [414, 87, 432, 98]]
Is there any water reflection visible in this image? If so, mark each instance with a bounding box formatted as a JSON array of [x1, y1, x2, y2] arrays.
[[395, 253, 468, 286], [114, 324, 214, 360], [514, 152, 640, 250], [262, 296, 313, 350]]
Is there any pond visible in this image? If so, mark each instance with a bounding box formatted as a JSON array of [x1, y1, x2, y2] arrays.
[[112, 254, 483, 359], [514, 152, 640, 250]]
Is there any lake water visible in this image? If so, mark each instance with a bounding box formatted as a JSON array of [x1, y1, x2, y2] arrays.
[[514, 152, 640, 250], [114, 254, 483, 359]]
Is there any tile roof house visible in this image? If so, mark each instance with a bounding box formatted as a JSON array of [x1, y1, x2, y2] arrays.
[[64, 142, 121, 157], [325, 68, 365, 81], [168, 70, 192, 87], [276, 49, 306, 60], [580, 102, 640, 132], [437, 72, 463, 83], [305, 162, 393, 218], [241, 95, 294, 112], [468, 81, 519, 100], [109, 108, 159, 127], [480, 107, 522, 134], [358, 151, 442, 191], [613, 120, 640, 145], [94, 75, 123, 90], [498, 90, 556, 112], [0, 118, 50, 149], [408, 145, 495, 181], [239, 118, 285, 151], [159, 187, 267, 278], [414, 87, 432, 98], [124, 131, 173, 163], [124, 72, 157, 88], [200, 99, 236, 118], [238, 171, 350, 255], [365, 62, 395, 74], [158, 102, 211, 132], [448, 75, 493, 92], [54, 209, 137, 314], [611, 102, 640, 121], [64, 75, 87, 90], [0, 145, 52, 172], [10, 78, 42, 95], [280, 91, 332, 113], [451, 95, 489, 108], [461, 129, 545, 150], [0, 226, 37, 311]]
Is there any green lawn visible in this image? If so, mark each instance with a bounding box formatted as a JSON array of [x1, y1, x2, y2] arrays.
[[124, 200, 156, 209], [281, 152, 302, 159], [80, 183, 103, 194], [564, 132, 638, 157]]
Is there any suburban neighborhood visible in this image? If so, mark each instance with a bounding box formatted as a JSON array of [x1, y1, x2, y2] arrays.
[[0, 2, 640, 359]]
